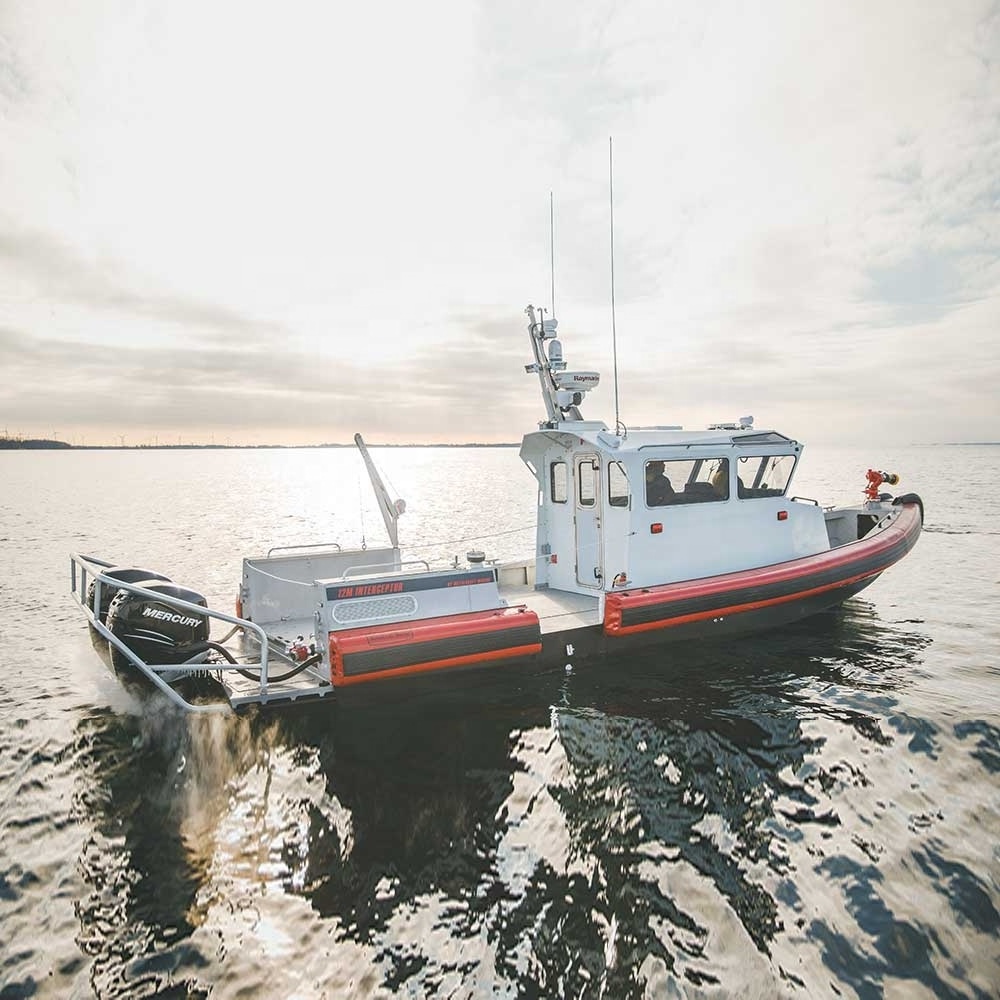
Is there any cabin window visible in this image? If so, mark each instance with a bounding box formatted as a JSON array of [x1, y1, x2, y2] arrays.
[[736, 454, 795, 498], [608, 462, 629, 508], [550, 461, 568, 504], [577, 458, 597, 508], [645, 458, 730, 506]]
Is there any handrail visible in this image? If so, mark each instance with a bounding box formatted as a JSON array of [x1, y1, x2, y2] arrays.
[[243, 564, 315, 587], [71, 553, 273, 713], [266, 542, 343, 557], [77, 553, 116, 569], [340, 559, 429, 579]]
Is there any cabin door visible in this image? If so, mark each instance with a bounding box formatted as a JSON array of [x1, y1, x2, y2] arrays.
[[575, 455, 603, 588]]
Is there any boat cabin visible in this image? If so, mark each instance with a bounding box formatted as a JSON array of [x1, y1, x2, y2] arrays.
[[520, 424, 837, 594], [520, 306, 832, 596]]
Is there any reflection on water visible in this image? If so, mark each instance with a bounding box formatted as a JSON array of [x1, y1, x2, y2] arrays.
[[59, 601, 999, 998]]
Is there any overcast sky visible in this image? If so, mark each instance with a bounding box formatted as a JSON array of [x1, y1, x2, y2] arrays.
[[1, 1, 998, 446]]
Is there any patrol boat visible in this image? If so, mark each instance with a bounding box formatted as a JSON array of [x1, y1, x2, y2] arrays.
[[70, 305, 923, 711]]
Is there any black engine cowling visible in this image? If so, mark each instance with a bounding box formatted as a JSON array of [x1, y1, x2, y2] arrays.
[[87, 567, 173, 625], [106, 582, 209, 672]]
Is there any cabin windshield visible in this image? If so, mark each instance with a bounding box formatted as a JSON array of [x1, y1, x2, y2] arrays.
[[736, 454, 796, 498], [645, 457, 730, 506]]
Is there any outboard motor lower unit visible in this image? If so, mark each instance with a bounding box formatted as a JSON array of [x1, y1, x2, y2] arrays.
[[106, 582, 209, 672]]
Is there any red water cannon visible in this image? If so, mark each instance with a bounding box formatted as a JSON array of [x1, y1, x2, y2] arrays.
[[864, 469, 900, 501]]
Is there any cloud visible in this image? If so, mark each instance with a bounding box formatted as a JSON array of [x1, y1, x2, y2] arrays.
[[0, 1, 998, 445], [0, 308, 540, 443], [0, 227, 288, 344]]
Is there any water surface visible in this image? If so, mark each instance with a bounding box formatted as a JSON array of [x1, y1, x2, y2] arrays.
[[1, 444, 997, 997]]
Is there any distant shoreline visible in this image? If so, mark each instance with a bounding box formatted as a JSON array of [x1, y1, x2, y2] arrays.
[[1, 438, 997, 451], [0, 439, 521, 450]]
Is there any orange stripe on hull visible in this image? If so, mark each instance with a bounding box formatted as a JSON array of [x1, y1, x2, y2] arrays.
[[330, 642, 543, 687], [608, 564, 885, 637]]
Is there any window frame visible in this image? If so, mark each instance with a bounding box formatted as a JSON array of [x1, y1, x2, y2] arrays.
[[735, 454, 796, 499], [608, 461, 630, 508], [550, 460, 568, 504], [577, 457, 598, 509], [645, 456, 731, 507]]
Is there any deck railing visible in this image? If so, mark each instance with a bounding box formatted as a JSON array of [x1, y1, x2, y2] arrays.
[[70, 553, 276, 713]]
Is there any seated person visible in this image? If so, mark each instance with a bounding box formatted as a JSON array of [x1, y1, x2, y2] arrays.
[[645, 461, 675, 506], [710, 463, 730, 500]]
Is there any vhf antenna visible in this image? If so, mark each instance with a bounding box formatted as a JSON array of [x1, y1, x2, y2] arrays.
[[549, 190, 556, 319], [610, 136, 623, 436]]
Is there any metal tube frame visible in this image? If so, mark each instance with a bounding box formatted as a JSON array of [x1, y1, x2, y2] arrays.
[[70, 553, 275, 713], [266, 542, 343, 557]]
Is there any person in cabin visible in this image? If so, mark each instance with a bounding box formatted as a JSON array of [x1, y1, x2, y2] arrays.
[[645, 460, 675, 506], [711, 462, 730, 499]]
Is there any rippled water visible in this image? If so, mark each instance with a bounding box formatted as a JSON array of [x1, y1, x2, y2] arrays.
[[1, 444, 998, 998]]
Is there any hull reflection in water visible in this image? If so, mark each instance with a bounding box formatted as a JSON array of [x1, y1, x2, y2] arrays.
[[69, 602, 998, 998]]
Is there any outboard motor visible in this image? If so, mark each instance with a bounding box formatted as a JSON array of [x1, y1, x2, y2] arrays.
[[87, 567, 173, 626], [106, 582, 209, 672]]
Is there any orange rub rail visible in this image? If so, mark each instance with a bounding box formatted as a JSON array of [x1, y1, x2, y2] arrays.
[[605, 502, 922, 637], [328, 606, 542, 687]]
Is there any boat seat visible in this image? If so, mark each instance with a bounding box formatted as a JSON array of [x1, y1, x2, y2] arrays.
[[737, 484, 784, 499], [675, 482, 717, 503]]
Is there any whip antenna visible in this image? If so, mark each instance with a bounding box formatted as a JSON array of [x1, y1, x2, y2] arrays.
[[610, 137, 623, 435], [550, 191, 556, 318]]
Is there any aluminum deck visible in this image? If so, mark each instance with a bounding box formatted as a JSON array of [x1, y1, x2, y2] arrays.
[[499, 583, 601, 634]]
